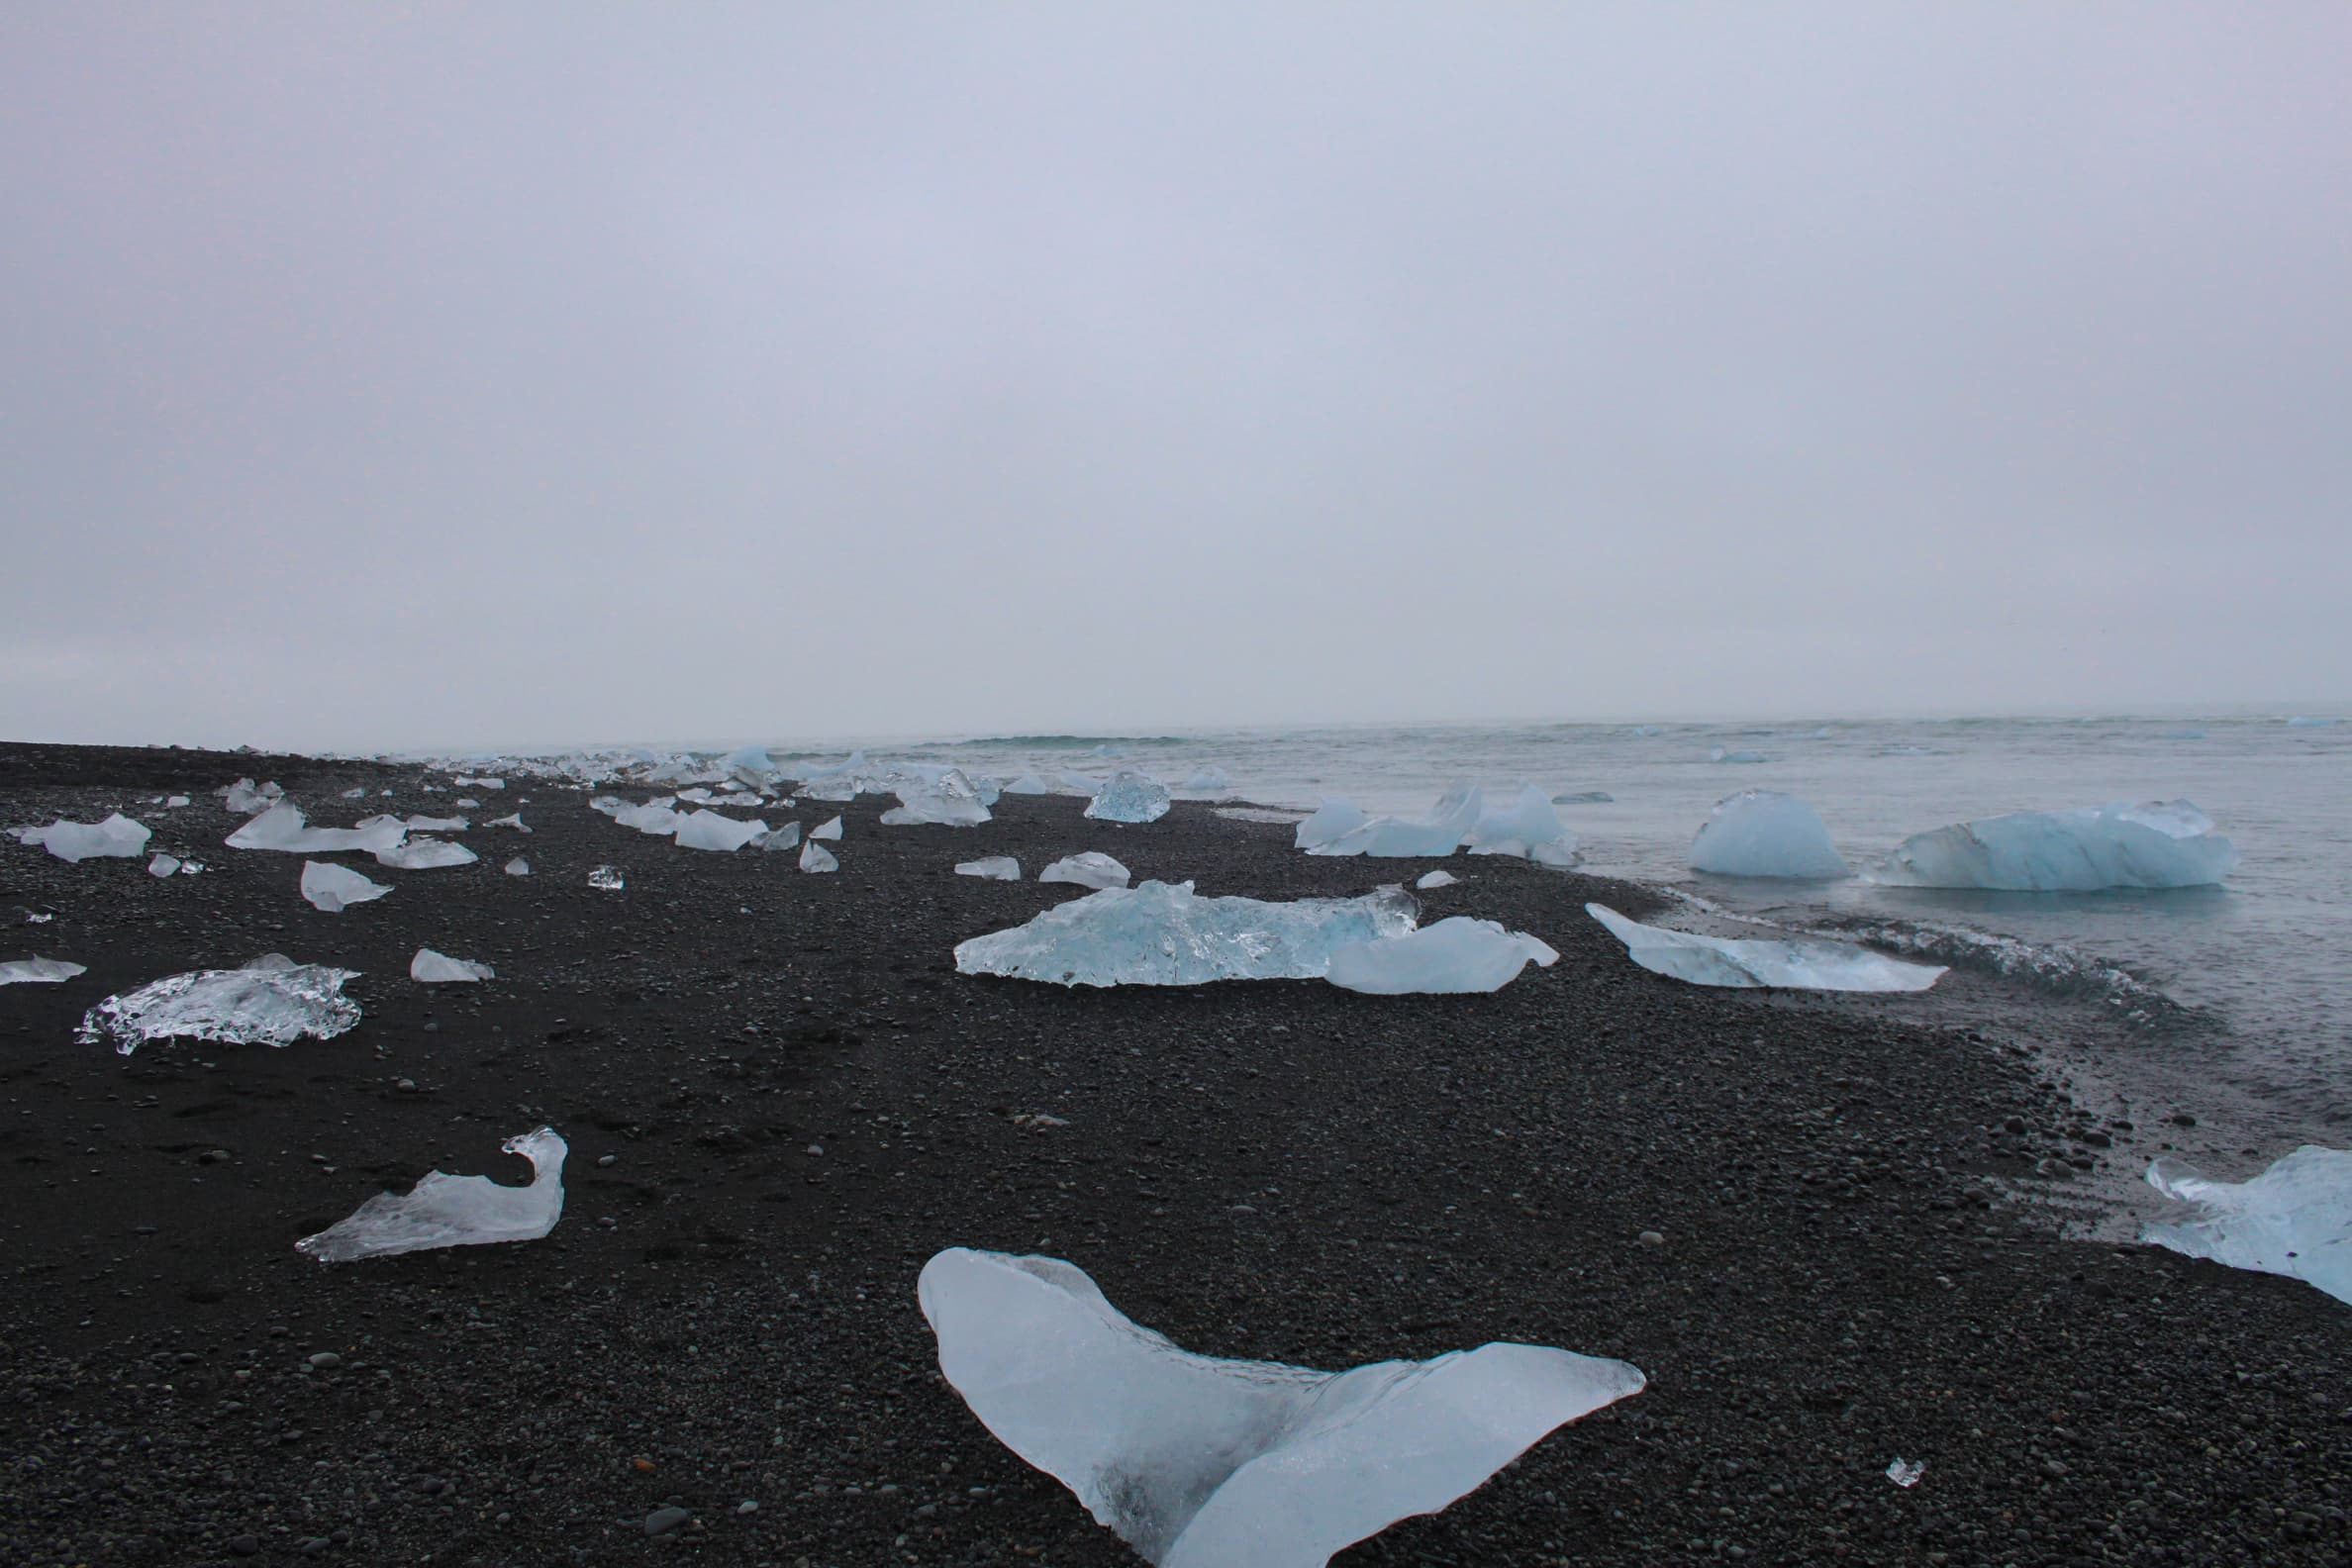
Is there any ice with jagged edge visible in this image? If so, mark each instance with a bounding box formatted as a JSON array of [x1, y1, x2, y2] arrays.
[[1293, 799, 1369, 850], [302, 861, 392, 912], [297, 1127, 566, 1262], [919, 1247, 1645, 1568], [12, 813, 153, 863], [1003, 773, 1052, 795], [1465, 785, 1577, 866], [219, 778, 282, 815], [1085, 770, 1172, 825], [1, 956, 85, 985], [78, 958, 361, 1053], [411, 948, 494, 983], [1690, 790, 1850, 880], [675, 809, 771, 851], [955, 880, 1416, 986], [758, 822, 802, 852], [1587, 903, 1945, 992], [2143, 1146, 2352, 1306], [882, 768, 993, 827], [1303, 785, 1483, 858], [801, 839, 838, 873], [957, 857, 1022, 880], [1863, 800, 2237, 891], [227, 802, 408, 856], [1039, 852, 1130, 890], [811, 816, 842, 841], [375, 838, 478, 870], [1326, 918, 1559, 994], [590, 795, 685, 836]]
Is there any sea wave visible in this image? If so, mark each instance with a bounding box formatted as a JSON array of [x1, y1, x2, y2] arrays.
[[1823, 917, 2193, 1029], [930, 734, 1190, 750]]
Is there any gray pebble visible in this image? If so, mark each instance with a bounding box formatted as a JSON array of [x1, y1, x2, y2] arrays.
[[645, 1506, 691, 1536]]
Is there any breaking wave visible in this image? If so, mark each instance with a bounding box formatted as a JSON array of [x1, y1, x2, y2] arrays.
[[1822, 917, 2193, 1029]]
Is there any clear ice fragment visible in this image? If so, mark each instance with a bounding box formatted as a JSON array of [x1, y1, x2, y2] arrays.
[[1306, 784, 1483, 858], [296, 1127, 565, 1262], [881, 768, 993, 827], [674, 810, 771, 852], [402, 814, 469, 833], [1084, 771, 1172, 825], [811, 817, 843, 841], [1586, 904, 1944, 992], [1294, 798, 1368, 851], [800, 839, 838, 873], [374, 838, 479, 870], [218, 778, 282, 815], [1039, 852, 1130, 890], [13, 813, 152, 862], [165, 795, 191, 808], [2143, 1146, 2352, 1306], [78, 962, 360, 1052], [148, 853, 183, 878], [587, 865, 625, 890], [1465, 784, 1578, 865], [1415, 870, 1457, 889], [301, 861, 392, 913], [487, 813, 530, 832], [1863, 801, 2236, 891], [957, 856, 1022, 880], [1887, 1459, 1924, 1488], [0, 956, 85, 985], [956, 880, 1414, 986], [228, 803, 407, 855], [453, 775, 506, 790], [411, 948, 494, 983], [505, 857, 531, 876], [1690, 791, 1850, 880], [758, 823, 802, 852], [1325, 918, 1558, 994]]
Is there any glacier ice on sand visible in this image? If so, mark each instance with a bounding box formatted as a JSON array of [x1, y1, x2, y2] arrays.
[[505, 857, 531, 876], [13, 813, 152, 862], [811, 816, 842, 841], [148, 853, 182, 878], [957, 857, 1022, 880], [759, 823, 803, 852], [1465, 784, 1577, 866], [297, 1127, 566, 1262], [956, 881, 1415, 986], [919, 1247, 1645, 1568], [588, 865, 625, 890], [411, 948, 494, 984], [1690, 791, 1850, 880], [1304, 784, 1483, 858], [1039, 852, 1130, 890], [302, 861, 392, 913], [78, 959, 362, 1053], [1587, 904, 1945, 992], [1415, 870, 1457, 890], [674, 809, 771, 852], [228, 803, 407, 856], [1325, 918, 1559, 995], [881, 768, 992, 827], [800, 839, 838, 873], [0, 956, 85, 985], [1294, 798, 1370, 851], [1085, 771, 1172, 825], [374, 838, 479, 870], [2143, 1146, 2352, 1307], [1863, 800, 2236, 891]]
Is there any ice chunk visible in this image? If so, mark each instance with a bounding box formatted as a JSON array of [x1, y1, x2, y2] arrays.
[[1415, 870, 1457, 890], [1306, 784, 1484, 858], [1863, 800, 2237, 891], [486, 813, 530, 832], [453, 775, 506, 790], [758, 823, 803, 852], [78, 961, 361, 1052], [341, 786, 367, 799], [675, 809, 772, 852], [1711, 747, 1768, 764], [411, 948, 494, 983], [1887, 1459, 1925, 1488], [1085, 771, 1172, 825], [297, 1127, 565, 1262], [957, 856, 1023, 880], [1294, 798, 1370, 851], [882, 768, 993, 828], [811, 816, 842, 840], [374, 838, 478, 870], [403, 814, 469, 833], [1587, 903, 1945, 992], [302, 861, 392, 912], [587, 864, 625, 890], [919, 1247, 1645, 1568], [1690, 790, 1850, 880], [957, 880, 1415, 986], [148, 853, 183, 878], [218, 778, 281, 815], [1466, 784, 1578, 866], [1039, 852, 1130, 890], [1057, 769, 1107, 796], [723, 742, 776, 775], [1004, 773, 1052, 795], [13, 813, 152, 863], [1325, 917, 1559, 994], [2143, 1146, 2352, 1306], [0, 956, 85, 985], [800, 839, 838, 873], [505, 857, 531, 876], [1180, 766, 1232, 794], [228, 802, 407, 856]]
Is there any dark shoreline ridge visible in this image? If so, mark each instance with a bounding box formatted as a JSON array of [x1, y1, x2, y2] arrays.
[[2, 739, 2346, 1567]]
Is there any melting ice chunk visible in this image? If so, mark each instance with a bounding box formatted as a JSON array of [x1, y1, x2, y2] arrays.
[[148, 853, 183, 878], [881, 768, 993, 827], [1863, 800, 2236, 891], [919, 1247, 1645, 1568], [800, 839, 838, 873], [1465, 784, 1578, 866], [587, 865, 625, 890], [811, 817, 843, 841], [78, 961, 361, 1052], [219, 778, 282, 815], [0, 956, 85, 985], [375, 838, 479, 870], [758, 823, 803, 852], [402, 814, 469, 833], [1415, 870, 1458, 890], [228, 803, 407, 856], [1690, 790, 1851, 880], [487, 813, 530, 832], [2143, 1146, 2352, 1306], [297, 1127, 566, 1262], [453, 775, 506, 790], [1325, 918, 1559, 994], [1180, 766, 1232, 794], [411, 948, 494, 983], [1887, 1459, 1925, 1488], [956, 880, 1415, 986], [1587, 904, 1945, 992], [1305, 785, 1483, 858], [957, 856, 1022, 880], [504, 857, 531, 876], [675, 810, 771, 852], [1295, 798, 1370, 851], [13, 814, 152, 862], [1084, 771, 1172, 825], [1003, 773, 1052, 795], [1039, 852, 1130, 890], [302, 861, 392, 913]]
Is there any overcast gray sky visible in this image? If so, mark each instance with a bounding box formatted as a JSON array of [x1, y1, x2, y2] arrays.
[[3, 4, 2347, 752]]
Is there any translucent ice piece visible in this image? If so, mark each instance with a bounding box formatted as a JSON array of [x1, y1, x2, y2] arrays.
[[504, 857, 531, 876], [2143, 1146, 2352, 1306], [341, 786, 367, 800], [1887, 1459, 1925, 1488], [453, 775, 506, 790], [919, 1247, 1645, 1568], [588, 865, 624, 890], [1039, 852, 1130, 890], [800, 839, 838, 873], [228, 802, 407, 855], [1003, 773, 1052, 795], [1180, 766, 1232, 794], [723, 742, 776, 776], [219, 778, 281, 815], [302, 861, 392, 913], [402, 814, 469, 833], [1294, 798, 1369, 851], [0, 956, 85, 985], [1689, 790, 1850, 880], [375, 837, 478, 871], [882, 768, 993, 827], [1415, 870, 1458, 890], [811, 816, 843, 841], [957, 857, 1022, 880], [14, 813, 152, 863], [956, 880, 1415, 986], [487, 813, 530, 832], [1084, 771, 1172, 825], [78, 961, 361, 1052], [165, 795, 190, 808], [758, 823, 803, 852], [296, 1127, 566, 1262], [411, 948, 494, 983], [675, 809, 772, 852], [1586, 903, 1945, 992], [1306, 784, 1483, 858], [1466, 784, 1577, 865], [148, 853, 183, 878], [1325, 917, 1558, 994], [1862, 801, 2237, 891]]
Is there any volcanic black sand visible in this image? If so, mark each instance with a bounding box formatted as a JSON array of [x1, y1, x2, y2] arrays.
[[2, 740, 2347, 1568]]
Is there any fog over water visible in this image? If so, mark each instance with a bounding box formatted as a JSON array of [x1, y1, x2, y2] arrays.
[[3, 6, 2347, 752]]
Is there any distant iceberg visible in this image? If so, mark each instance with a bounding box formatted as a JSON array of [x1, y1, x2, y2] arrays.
[[1304, 784, 1483, 858], [2143, 1146, 2352, 1306], [1587, 904, 1945, 992], [1863, 800, 2236, 891], [955, 880, 1414, 986], [298, 1127, 565, 1262], [1690, 791, 1850, 880], [1326, 918, 1559, 994], [1084, 770, 1172, 825]]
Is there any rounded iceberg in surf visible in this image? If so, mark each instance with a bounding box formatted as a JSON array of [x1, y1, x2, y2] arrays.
[[1864, 800, 2236, 891], [1690, 790, 1850, 880]]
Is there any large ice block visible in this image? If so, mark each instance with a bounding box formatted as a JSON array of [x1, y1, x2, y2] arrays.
[[297, 1127, 566, 1262], [0, 956, 85, 985], [957, 880, 1415, 986], [227, 803, 408, 856], [411, 948, 494, 984], [882, 768, 993, 827], [1587, 903, 1944, 992], [1465, 785, 1578, 866], [2143, 1146, 2352, 1306], [1294, 798, 1369, 851], [1085, 771, 1172, 825], [1863, 800, 2237, 891], [1039, 852, 1131, 890], [78, 960, 361, 1053], [12, 813, 153, 863], [302, 861, 393, 912], [1325, 918, 1559, 994], [1689, 791, 1850, 880], [919, 1248, 1645, 1568], [675, 809, 772, 851], [1305, 785, 1483, 858]]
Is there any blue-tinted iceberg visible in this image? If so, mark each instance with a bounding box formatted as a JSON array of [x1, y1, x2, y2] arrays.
[[13, 814, 153, 863], [0, 956, 84, 985], [957, 880, 1414, 986], [1306, 785, 1483, 858], [1326, 918, 1559, 994], [2143, 1147, 2352, 1306], [1466, 785, 1577, 866], [1039, 852, 1130, 890], [1864, 800, 2236, 891], [1085, 770, 1172, 825], [675, 809, 771, 851], [227, 803, 406, 855], [297, 1127, 566, 1262], [78, 958, 361, 1053], [302, 861, 392, 912], [919, 1247, 1645, 1568], [1587, 904, 1945, 992], [1690, 791, 1850, 880], [882, 768, 992, 827]]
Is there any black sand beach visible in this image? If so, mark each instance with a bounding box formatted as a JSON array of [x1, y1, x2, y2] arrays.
[[2, 741, 2347, 1568]]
